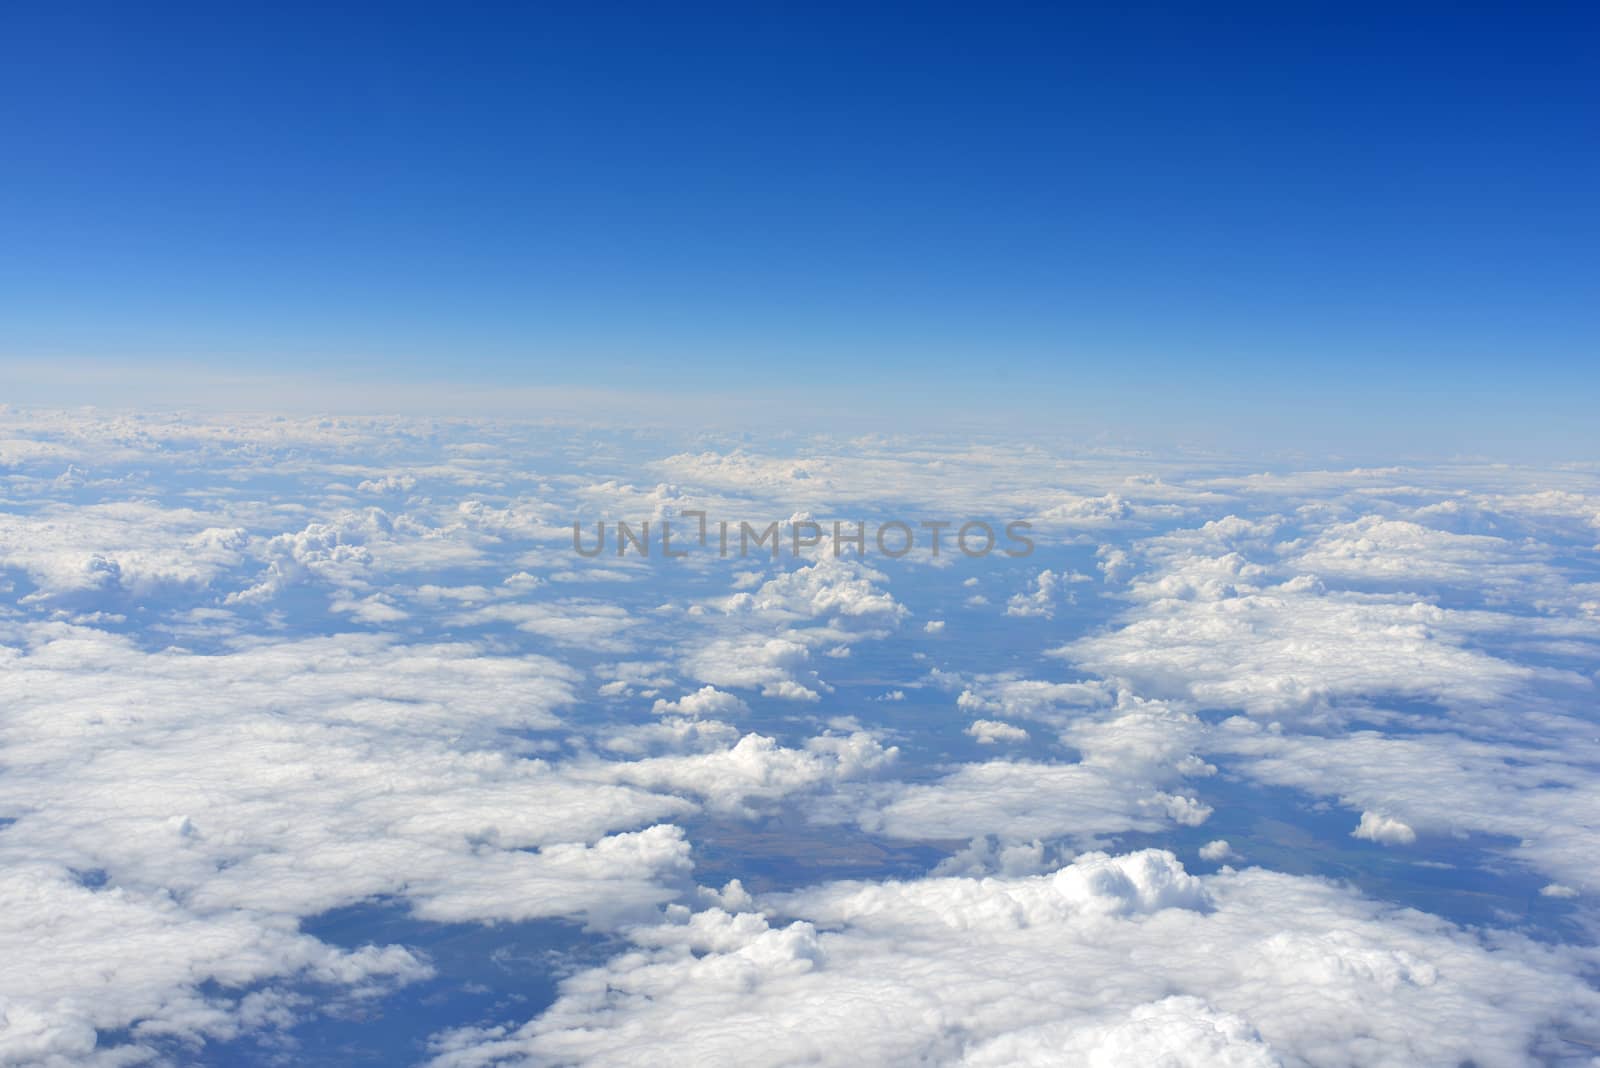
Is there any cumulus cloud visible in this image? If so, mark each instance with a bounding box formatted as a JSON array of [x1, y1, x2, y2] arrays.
[[950, 674, 1111, 727], [0, 858, 432, 1064], [227, 513, 381, 604], [859, 760, 1209, 843], [850, 690, 1215, 844], [931, 836, 1058, 878], [721, 557, 906, 623], [965, 719, 1029, 744], [427, 850, 1600, 1067], [8, 409, 1600, 1063], [650, 686, 749, 718], [1058, 519, 1586, 719], [356, 472, 418, 495], [447, 598, 639, 650], [680, 636, 822, 699], [1210, 719, 1600, 888], [1351, 811, 1418, 846], [594, 732, 898, 818], [659, 555, 910, 702], [0, 620, 778, 1056], [1004, 569, 1089, 619], [0, 503, 250, 602]]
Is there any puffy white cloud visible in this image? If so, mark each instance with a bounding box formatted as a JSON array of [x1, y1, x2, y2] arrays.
[[666, 556, 907, 701], [855, 692, 1214, 844], [0, 860, 431, 1065], [1351, 811, 1418, 845], [1288, 516, 1555, 595], [10, 408, 1600, 1064], [1032, 491, 1137, 526], [0, 623, 701, 1056], [1060, 537, 1582, 720], [356, 472, 418, 495], [1031, 498, 1600, 894], [1005, 568, 1091, 619], [680, 635, 822, 700], [950, 674, 1111, 728], [960, 996, 1278, 1068], [596, 715, 742, 758], [428, 850, 1600, 1067], [593, 732, 898, 818], [328, 591, 410, 623], [0, 502, 250, 601], [719, 557, 905, 623], [650, 686, 749, 718], [859, 760, 1208, 843], [447, 598, 640, 650], [227, 513, 382, 604], [965, 719, 1029, 745], [405, 824, 693, 925], [1211, 719, 1600, 888], [931, 836, 1058, 878]]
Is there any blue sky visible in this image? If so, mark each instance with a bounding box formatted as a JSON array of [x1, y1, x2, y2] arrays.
[[2, 4, 1596, 452], [6, 16, 1600, 1059]]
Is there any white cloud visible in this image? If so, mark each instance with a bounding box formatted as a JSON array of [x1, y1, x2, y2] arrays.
[[0, 502, 250, 601], [10, 409, 1600, 1063], [1211, 720, 1600, 888], [447, 599, 639, 650], [594, 732, 898, 818], [853, 692, 1214, 844], [650, 686, 749, 718], [1351, 811, 1417, 846], [951, 674, 1110, 727], [681, 636, 820, 699], [960, 997, 1278, 1068], [328, 591, 410, 623], [931, 836, 1057, 878], [356, 473, 418, 495], [1059, 529, 1584, 719], [722, 557, 906, 622], [0, 623, 699, 1056], [860, 760, 1208, 843], [428, 850, 1600, 1067], [965, 719, 1029, 745], [1004, 569, 1089, 620]]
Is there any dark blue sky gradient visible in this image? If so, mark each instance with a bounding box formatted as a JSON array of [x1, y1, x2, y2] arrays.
[[2, 4, 1596, 448]]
